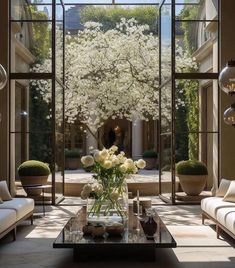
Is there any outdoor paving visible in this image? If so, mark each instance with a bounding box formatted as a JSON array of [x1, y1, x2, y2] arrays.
[[63, 169, 173, 183]]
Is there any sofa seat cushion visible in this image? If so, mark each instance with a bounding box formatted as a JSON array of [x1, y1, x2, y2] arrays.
[[0, 209, 16, 233], [217, 207, 235, 235], [0, 198, 34, 221], [201, 197, 235, 218]]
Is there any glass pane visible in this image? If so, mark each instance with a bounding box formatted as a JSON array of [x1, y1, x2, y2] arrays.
[[175, 79, 219, 133], [116, 0, 160, 3], [160, 1, 172, 82], [175, 0, 201, 3], [29, 133, 53, 164], [160, 133, 174, 198], [65, 122, 85, 158], [63, 0, 112, 3], [55, 132, 64, 198], [161, 81, 172, 133], [11, 1, 52, 20], [10, 80, 52, 133], [31, 0, 52, 3], [176, 1, 218, 20], [10, 133, 28, 179], [56, 17, 64, 79], [55, 81, 64, 132], [175, 21, 218, 73], [11, 22, 52, 73], [56, 4, 64, 21]]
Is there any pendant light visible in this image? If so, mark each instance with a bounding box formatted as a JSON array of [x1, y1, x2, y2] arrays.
[[219, 60, 235, 95], [224, 103, 235, 127], [0, 64, 7, 90]]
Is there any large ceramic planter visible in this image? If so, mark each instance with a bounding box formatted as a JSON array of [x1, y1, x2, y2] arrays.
[[20, 175, 48, 196], [177, 174, 207, 196], [143, 158, 157, 170], [65, 157, 80, 170], [87, 182, 129, 225]]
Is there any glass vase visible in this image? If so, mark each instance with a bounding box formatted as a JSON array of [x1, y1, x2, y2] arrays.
[[87, 181, 129, 225]]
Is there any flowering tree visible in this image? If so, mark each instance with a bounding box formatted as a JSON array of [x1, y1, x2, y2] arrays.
[[32, 18, 196, 147]]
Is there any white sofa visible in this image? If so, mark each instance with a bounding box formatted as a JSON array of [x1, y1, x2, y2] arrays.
[[201, 196, 235, 239], [0, 198, 34, 240]]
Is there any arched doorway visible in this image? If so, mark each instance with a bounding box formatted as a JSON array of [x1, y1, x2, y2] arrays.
[[101, 119, 132, 157]]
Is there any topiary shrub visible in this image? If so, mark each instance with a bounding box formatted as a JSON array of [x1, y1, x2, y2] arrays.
[[143, 150, 158, 158], [65, 148, 80, 158], [18, 160, 50, 177], [176, 160, 208, 176]]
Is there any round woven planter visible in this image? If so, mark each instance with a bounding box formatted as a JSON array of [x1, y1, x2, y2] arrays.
[[20, 175, 48, 196], [178, 174, 207, 196]]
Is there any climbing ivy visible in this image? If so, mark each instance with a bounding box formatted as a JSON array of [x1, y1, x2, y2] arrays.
[[178, 5, 199, 160]]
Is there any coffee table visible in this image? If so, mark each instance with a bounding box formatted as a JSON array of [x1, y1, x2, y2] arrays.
[[53, 206, 176, 261]]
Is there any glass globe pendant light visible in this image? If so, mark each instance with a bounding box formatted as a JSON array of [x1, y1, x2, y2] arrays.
[[0, 64, 7, 90], [219, 60, 235, 95], [224, 103, 235, 127]]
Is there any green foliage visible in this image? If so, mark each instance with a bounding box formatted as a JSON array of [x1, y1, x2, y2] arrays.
[[178, 5, 199, 54], [18, 160, 51, 176], [81, 6, 158, 33], [176, 160, 208, 176], [184, 80, 199, 160], [175, 85, 188, 162], [177, 6, 199, 160], [29, 6, 50, 59], [65, 148, 81, 158], [143, 150, 158, 158], [28, 6, 51, 163]]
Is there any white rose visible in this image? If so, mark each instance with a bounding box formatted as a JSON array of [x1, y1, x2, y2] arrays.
[[125, 158, 134, 165], [81, 155, 94, 167], [94, 151, 102, 163], [117, 154, 127, 164], [133, 166, 138, 174], [110, 190, 120, 201], [110, 155, 119, 166], [110, 145, 118, 152], [119, 164, 127, 173], [100, 149, 109, 159], [83, 184, 93, 194], [136, 159, 146, 169], [124, 159, 135, 171], [102, 160, 112, 169], [81, 190, 89, 200], [93, 183, 103, 195]]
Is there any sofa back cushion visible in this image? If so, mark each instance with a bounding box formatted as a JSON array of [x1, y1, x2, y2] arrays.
[[0, 181, 12, 201], [223, 181, 235, 202], [216, 178, 232, 197]]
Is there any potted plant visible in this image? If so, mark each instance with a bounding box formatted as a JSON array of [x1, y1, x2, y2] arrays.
[[176, 160, 208, 196], [18, 160, 50, 196], [142, 150, 158, 170], [65, 148, 81, 170]]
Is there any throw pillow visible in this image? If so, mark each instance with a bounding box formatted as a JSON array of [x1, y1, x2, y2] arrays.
[[223, 181, 235, 202], [0, 181, 12, 201], [216, 178, 232, 197], [0, 197, 3, 204]]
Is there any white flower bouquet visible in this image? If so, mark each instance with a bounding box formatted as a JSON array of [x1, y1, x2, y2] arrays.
[[81, 146, 146, 223]]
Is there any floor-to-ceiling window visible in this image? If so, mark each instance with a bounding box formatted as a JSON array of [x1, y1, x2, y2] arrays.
[[7, 0, 220, 203], [9, 0, 65, 204], [159, 0, 220, 203]]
